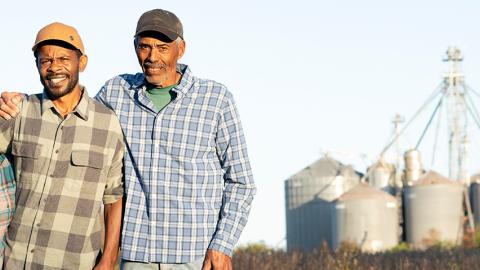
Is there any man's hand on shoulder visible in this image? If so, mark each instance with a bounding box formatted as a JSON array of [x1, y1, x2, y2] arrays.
[[0, 91, 23, 120], [202, 249, 232, 270]]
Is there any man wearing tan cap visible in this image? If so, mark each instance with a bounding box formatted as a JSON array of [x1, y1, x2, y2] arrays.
[[0, 22, 124, 269]]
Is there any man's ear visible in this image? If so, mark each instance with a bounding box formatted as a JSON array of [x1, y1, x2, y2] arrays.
[[79, 54, 88, 72], [177, 40, 186, 59]]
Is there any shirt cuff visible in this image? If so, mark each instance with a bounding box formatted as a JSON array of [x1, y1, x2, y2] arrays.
[[208, 238, 235, 257], [103, 194, 122, 204]]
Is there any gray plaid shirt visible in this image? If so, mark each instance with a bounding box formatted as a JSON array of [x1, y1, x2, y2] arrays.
[[96, 64, 256, 263], [0, 89, 124, 269]]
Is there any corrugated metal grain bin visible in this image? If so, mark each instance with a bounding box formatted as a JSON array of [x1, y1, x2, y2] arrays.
[[403, 171, 464, 248], [367, 160, 396, 195], [469, 175, 480, 225], [332, 183, 399, 252], [285, 156, 361, 251]]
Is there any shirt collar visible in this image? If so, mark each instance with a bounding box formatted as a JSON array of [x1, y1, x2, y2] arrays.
[[41, 86, 90, 121], [174, 64, 195, 97], [131, 64, 195, 99]]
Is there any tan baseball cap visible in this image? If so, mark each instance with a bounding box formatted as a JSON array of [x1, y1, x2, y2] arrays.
[[32, 22, 85, 55]]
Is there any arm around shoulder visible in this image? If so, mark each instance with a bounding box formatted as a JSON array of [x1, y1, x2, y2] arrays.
[[0, 92, 26, 120], [0, 98, 26, 154]]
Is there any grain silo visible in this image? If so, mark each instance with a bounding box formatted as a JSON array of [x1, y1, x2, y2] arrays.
[[285, 156, 362, 251], [404, 149, 424, 185], [403, 171, 464, 248], [469, 173, 480, 224], [367, 159, 396, 195], [332, 183, 399, 252]]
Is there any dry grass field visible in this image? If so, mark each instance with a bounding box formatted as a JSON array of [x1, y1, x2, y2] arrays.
[[232, 234, 480, 270]]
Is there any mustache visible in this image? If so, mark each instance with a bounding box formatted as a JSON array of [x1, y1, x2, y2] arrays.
[[144, 61, 167, 69]]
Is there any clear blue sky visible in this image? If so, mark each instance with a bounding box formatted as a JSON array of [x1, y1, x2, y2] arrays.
[[1, 0, 480, 248]]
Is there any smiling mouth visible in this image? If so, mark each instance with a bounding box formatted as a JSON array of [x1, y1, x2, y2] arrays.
[[145, 67, 165, 73], [47, 75, 67, 85]]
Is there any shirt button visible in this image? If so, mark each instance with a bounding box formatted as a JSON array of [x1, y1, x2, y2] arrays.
[[36, 223, 40, 227], [50, 174, 54, 177], [55, 149, 59, 153], [30, 249, 34, 253]]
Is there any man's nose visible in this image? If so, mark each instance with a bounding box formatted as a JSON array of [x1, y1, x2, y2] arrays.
[[147, 48, 160, 62], [47, 59, 62, 72]]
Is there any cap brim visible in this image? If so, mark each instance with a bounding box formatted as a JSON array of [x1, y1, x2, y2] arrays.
[[135, 26, 179, 41], [32, 39, 84, 55]]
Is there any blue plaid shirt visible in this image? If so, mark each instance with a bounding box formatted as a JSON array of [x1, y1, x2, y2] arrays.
[[96, 64, 255, 263]]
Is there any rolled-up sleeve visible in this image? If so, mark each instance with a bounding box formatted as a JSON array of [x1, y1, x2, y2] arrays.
[[103, 121, 125, 204]]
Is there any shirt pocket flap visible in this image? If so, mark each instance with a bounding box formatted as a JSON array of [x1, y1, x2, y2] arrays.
[[12, 141, 41, 159], [71, 151, 104, 169]]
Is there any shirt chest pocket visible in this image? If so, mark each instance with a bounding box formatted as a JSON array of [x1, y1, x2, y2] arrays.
[[68, 151, 106, 194], [71, 150, 104, 169], [162, 134, 213, 161], [159, 121, 216, 161], [11, 141, 42, 186]]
